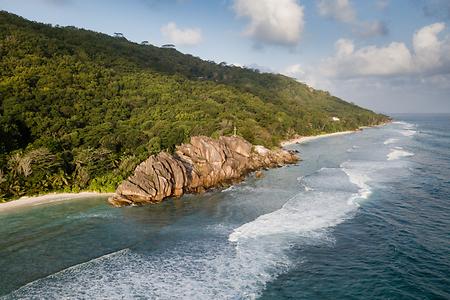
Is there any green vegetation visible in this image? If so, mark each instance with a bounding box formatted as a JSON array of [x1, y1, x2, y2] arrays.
[[0, 11, 389, 201]]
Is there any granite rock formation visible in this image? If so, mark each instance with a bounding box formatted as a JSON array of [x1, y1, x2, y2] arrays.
[[108, 136, 298, 207]]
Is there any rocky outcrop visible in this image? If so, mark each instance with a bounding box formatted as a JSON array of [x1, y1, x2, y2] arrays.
[[108, 136, 299, 207]]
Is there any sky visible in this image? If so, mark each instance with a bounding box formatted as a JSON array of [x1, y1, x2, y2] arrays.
[[1, 0, 449, 114]]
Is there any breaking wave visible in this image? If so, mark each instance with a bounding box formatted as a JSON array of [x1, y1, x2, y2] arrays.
[[4, 123, 416, 300], [395, 121, 417, 137], [5, 159, 405, 300], [229, 161, 380, 243], [384, 138, 398, 145], [387, 149, 414, 160], [400, 130, 417, 137]]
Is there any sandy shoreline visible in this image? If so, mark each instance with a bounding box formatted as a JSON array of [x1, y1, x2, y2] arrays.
[[0, 192, 113, 212], [280, 130, 357, 147], [281, 121, 392, 147], [0, 125, 386, 212]]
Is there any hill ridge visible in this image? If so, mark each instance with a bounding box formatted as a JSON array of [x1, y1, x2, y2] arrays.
[[0, 11, 389, 200]]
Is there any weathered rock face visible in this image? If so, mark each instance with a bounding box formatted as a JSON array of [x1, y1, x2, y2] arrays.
[[108, 136, 299, 207]]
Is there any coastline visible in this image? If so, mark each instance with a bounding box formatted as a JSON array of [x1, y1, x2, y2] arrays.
[[109, 135, 298, 207], [280, 121, 392, 147], [280, 130, 357, 147], [0, 192, 113, 212], [1, 125, 387, 211]]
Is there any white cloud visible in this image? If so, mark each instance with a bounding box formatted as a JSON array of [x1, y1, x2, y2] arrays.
[[335, 38, 354, 56], [317, 0, 356, 23], [232, 0, 304, 47], [317, 0, 387, 37], [281, 63, 450, 113], [281, 23, 450, 112], [412, 22, 448, 72], [160, 22, 203, 46], [321, 39, 413, 78], [320, 22, 450, 78], [282, 63, 304, 77], [281, 63, 323, 87]]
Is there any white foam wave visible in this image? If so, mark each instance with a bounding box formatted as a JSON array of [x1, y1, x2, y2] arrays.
[[4, 249, 131, 299], [400, 130, 417, 137], [297, 176, 313, 191], [392, 121, 416, 137], [229, 166, 370, 243], [221, 185, 256, 193], [393, 121, 415, 129], [6, 130, 414, 300], [228, 191, 357, 243], [392, 121, 417, 137], [402, 123, 416, 130], [341, 162, 372, 203], [387, 149, 414, 161], [66, 212, 113, 220], [383, 138, 398, 145], [346, 145, 359, 153], [228, 155, 407, 245], [303, 185, 313, 192], [5, 240, 288, 300], [221, 185, 236, 192]]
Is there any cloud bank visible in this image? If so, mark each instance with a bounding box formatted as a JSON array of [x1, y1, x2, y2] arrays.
[[160, 22, 203, 46], [282, 23, 450, 112], [321, 22, 450, 78], [232, 0, 304, 47]]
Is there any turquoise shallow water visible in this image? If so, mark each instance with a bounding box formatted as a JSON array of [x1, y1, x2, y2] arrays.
[[0, 114, 449, 299]]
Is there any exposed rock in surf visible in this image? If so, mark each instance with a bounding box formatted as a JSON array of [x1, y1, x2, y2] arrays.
[[108, 136, 299, 207], [255, 170, 264, 178]]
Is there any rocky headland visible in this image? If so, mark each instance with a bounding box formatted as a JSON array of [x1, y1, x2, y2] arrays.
[[108, 136, 299, 207]]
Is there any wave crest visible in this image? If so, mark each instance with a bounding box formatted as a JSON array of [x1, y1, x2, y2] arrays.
[[387, 149, 414, 160]]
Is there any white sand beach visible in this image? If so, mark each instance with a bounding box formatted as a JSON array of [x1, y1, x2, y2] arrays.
[[0, 192, 113, 212], [281, 130, 357, 147], [1, 125, 388, 212]]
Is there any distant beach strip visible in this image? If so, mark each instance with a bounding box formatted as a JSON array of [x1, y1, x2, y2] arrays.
[[0, 192, 113, 213]]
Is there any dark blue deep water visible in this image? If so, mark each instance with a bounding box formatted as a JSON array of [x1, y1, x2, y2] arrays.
[[0, 114, 449, 299]]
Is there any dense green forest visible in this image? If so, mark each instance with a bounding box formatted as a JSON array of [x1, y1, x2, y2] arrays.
[[0, 11, 389, 201]]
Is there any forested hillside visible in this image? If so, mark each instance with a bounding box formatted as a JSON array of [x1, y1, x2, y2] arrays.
[[0, 11, 389, 200]]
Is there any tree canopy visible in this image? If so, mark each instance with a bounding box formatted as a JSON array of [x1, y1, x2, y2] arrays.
[[0, 11, 389, 200]]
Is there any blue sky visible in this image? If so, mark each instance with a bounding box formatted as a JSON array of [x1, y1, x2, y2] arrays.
[[1, 0, 449, 113]]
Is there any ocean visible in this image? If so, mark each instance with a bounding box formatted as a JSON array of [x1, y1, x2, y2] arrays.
[[0, 114, 449, 299]]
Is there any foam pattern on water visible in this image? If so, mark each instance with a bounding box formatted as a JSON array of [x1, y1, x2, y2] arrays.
[[4, 239, 292, 299], [4, 160, 396, 300], [229, 165, 369, 243], [384, 138, 398, 145], [387, 149, 414, 160], [3, 121, 417, 300]]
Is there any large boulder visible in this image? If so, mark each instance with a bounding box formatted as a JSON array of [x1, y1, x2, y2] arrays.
[[108, 136, 299, 207], [219, 136, 252, 157]]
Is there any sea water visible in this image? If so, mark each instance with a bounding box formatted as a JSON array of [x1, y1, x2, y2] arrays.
[[0, 114, 449, 299]]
